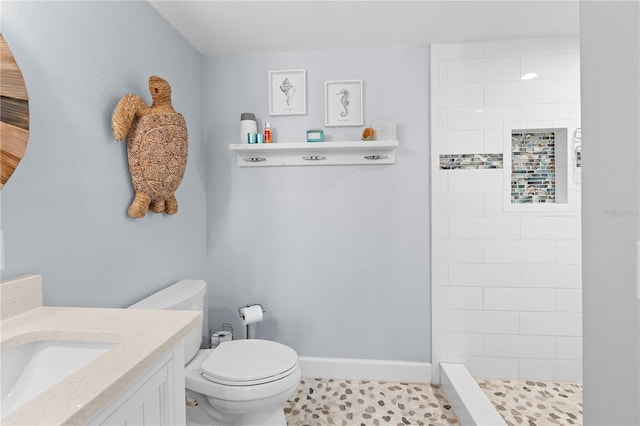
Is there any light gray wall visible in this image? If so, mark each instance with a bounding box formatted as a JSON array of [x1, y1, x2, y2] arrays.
[[581, 2, 640, 424], [1, 1, 431, 363], [203, 47, 431, 362], [0, 1, 206, 308]]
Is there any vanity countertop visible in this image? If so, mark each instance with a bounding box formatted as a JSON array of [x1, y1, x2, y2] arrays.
[[0, 275, 201, 425]]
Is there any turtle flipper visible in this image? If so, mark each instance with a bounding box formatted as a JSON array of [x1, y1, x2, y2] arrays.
[[150, 199, 165, 214], [128, 192, 151, 218], [112, 94, 148, 141], [165, 195, 178, 215]]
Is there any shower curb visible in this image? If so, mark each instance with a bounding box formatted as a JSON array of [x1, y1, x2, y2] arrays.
[[440, 363, 506, 426]]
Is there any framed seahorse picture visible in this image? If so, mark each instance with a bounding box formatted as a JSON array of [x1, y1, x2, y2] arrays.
[[269, 69, 307, 116], [325, 80, 363, 127]]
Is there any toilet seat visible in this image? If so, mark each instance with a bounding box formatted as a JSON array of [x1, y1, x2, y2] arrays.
[[185, 347, 302, 404], [200, 339, 298, 386]]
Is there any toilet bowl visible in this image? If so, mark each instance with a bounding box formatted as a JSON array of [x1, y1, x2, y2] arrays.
[[128, 280, 301, 426], [185, 341, 301, 425]]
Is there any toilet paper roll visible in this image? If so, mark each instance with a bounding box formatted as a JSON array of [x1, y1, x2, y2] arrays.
[[240, 304, 263, 325], [211, 330, 232, 348]]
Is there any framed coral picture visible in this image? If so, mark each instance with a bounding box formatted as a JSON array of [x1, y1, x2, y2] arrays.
[[325, 80, 363, 127], [269, 69, 307, 116]]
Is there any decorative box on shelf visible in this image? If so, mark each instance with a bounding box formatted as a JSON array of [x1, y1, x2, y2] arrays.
[[228, 140, 399, 167]]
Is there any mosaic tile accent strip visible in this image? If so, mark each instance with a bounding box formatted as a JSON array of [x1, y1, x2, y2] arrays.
[[440, 153, 503, 170], [285, 378, 459, 425], [477, 378, 583, 426], [511, 130, 556, 203]]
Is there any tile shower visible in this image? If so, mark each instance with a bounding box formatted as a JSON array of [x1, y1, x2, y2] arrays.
[[432, 38, 582, 382]]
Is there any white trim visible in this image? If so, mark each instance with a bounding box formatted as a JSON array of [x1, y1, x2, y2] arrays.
[[430, 43, 443, 384], [440, 363, 506, 426], [298, 356, 432, 383]]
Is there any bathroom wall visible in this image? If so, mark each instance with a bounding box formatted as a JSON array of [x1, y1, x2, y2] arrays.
[[432, 38, 582, 381], [0, 1, 207, 307], [203, 47, 431, 362], [581, 2, 640, 424]]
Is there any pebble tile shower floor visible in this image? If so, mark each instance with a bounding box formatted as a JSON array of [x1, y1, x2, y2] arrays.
[[285, 378, 583, 426], [478, 378, 583, 426], [285, 378, 459, 426]]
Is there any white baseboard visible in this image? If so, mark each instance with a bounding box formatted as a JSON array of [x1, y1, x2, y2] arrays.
[[298, 356, 432, 383], [440, 363, 505, 426]]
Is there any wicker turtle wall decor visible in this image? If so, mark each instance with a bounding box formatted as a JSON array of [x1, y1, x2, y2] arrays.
[[112, 76, 187, 218]]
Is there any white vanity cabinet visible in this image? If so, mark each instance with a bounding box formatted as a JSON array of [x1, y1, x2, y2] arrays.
[[90, 342, 186, 426]]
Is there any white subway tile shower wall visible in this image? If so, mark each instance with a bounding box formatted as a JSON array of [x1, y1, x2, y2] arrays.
[[432, 38, 582, 382]]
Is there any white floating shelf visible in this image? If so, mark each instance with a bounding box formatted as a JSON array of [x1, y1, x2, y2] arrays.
[[228, 140, 399, 167]]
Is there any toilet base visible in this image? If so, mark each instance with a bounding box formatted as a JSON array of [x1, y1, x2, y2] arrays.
[[185, 389, 287, 426]]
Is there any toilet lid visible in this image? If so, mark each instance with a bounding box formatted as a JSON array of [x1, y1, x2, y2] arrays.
[[200, 339, 298, 384]]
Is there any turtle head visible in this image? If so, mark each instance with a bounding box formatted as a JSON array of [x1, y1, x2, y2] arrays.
[[148, 75, 172, 108]]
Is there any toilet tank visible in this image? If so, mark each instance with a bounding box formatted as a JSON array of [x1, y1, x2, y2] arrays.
[[128, 279, 206, 364]]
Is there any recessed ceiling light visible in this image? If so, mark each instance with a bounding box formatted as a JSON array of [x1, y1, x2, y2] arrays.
[[521, 73, 538, 80]]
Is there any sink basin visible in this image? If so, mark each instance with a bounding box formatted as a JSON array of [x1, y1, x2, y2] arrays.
[[1, 340, 114, 418]]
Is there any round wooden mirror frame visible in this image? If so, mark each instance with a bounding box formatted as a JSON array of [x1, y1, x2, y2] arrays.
[[0, 33, 30, 189]]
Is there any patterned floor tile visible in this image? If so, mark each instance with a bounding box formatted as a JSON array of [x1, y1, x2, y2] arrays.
[[285, 377, 583, 426], [477, 378, 583, 426], [285, 378, 460, 426]]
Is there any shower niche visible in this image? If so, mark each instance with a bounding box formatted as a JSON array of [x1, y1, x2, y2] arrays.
[[504, 127, 576, 212]]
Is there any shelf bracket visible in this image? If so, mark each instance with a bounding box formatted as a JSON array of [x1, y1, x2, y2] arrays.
[[364, 155, 388, 160]]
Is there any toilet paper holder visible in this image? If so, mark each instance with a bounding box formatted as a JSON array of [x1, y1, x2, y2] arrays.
[[238, 303, 266, 318], [238, 304, 266, 339]]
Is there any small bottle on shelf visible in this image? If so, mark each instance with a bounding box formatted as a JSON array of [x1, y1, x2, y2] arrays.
[[263, 122, 272, 143]]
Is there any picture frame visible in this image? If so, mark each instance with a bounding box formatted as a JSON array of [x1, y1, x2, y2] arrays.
[[325, 80, 363, 127], [269, 69, 307, 116]]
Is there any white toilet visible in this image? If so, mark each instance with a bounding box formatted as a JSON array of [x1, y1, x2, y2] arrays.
[[128, 279, 301, 426]]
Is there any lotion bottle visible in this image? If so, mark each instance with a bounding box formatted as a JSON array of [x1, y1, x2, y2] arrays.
[[264, 122, 272, 143]]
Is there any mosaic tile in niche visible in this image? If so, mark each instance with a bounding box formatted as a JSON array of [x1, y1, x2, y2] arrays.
[[511, 130, 556, 203]]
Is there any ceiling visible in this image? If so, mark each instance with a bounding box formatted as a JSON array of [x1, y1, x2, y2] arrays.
[[149, 1, 580, 56]]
